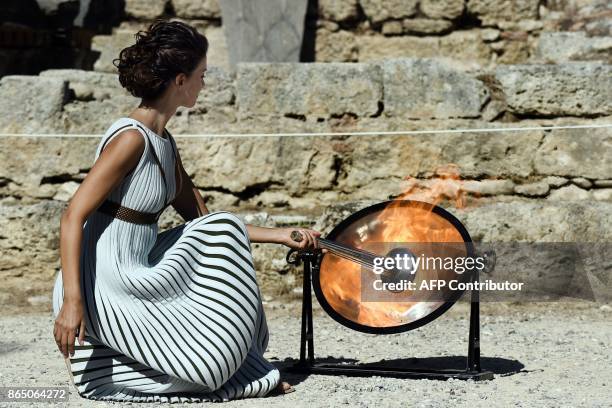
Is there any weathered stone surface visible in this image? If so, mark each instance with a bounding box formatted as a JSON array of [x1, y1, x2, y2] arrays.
[[236, 63, 382, 118], [382, 21, 404, 35], [319, 0, 359, 22], [358, 30, 493, 70], [462, 180, 515, 195], [0, 76, 68, 134], [172, 0, 220, 19], [572, 177, 593, 189], [456, 201, 612, 242], [219, 0, 308, 66], [480, 28, 500, 42], [496, 40, 531, 65], [202, 26, 231, 72], [543, 176, 569, 188], [498, 19, 543, 32], [91, 30, 135, 73], [382, 58, 489, 119], [0, 137, 96, 188], [534, 32, 612, 64], [455, 201, 611, 301], [495, 63, 612, 116], [53, 181, 79, 201], [58, 96, 139, 134], [124, 0, 167, 20], [594, 180, 612, 187], [402, 18, 454, 34], [39, 69, 126, 100], [547, 185, 590, 201], [535, 127, 612, 179], [0, 200, 65, 281], [514, 180, 550, 197], [542, 0, 612, 37], [467, 0, 539, 26], [592, 188, 612, 201], [315, 200, 612, 303], [420, 0, 465, 20], [360, 0, 418, 23], [178, 135, 339, 198], [192, 66, 234, 111], [315, 29, 358, 62], [336, 129, 542, 194]]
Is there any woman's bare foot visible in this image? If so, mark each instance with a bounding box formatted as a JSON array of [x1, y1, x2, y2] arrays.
[[269, 380, 295, 396]]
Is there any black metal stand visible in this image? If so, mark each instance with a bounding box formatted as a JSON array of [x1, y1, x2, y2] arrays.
[[287, 251, 494, 381]]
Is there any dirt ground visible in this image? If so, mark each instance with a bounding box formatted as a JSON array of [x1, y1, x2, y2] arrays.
[[0, 300, 610, 407]]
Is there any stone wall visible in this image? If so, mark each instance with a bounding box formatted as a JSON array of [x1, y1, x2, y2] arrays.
[[2, 0, 611, 77], [0, 56, 610, 310], [66, 0, 612, 75], [314, 0, 612, 68], [1, 0, 611, 311]]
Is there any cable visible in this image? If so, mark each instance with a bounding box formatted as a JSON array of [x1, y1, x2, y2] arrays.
[[1, 123, 610, 139]]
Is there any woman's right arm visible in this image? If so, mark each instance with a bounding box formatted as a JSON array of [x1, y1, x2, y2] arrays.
[[54, 129, 145, 359]]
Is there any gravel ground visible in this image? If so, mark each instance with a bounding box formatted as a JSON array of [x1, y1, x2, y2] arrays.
[[1, 300, 610, 408]]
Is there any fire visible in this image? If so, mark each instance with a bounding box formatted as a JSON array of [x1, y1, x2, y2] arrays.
[[398, 164, 466, 209], [319, 165, 469, 328]]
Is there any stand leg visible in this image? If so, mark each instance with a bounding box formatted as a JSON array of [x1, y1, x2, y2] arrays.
[[298, 253, 315, 367], [305, 257, 315, 365], [467, 269, 482, 372]]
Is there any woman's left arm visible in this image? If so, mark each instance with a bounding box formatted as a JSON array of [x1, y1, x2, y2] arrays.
[[171, 156, 210, 221], [169, 139, 321, 249], [246, 225, 322, 250]]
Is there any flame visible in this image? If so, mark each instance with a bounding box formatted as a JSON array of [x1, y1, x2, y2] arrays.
[[319, 164, 469, 328], [398, 164, 466, 208]]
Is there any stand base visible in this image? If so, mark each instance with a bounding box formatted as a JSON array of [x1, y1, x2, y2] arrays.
[[288, 362, 494, 381]]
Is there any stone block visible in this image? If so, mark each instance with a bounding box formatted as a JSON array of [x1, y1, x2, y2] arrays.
[[420, 0, 465, 20], [495, 63, 612, 116], [535, 126, 612, 179], [360, 0, 419, 23], [467, 0, 539, 26], [124, 0, 167, 19], [382, 58, 489, 119], [319, 0, 359, 22], [236, 63, 382, 118], [172, 0, 220, 18], [0, 76, 68, 134]]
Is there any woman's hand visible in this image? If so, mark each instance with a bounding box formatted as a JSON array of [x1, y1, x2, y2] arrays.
[[278, 227, 326, 252], [53, 297, 86, 359]]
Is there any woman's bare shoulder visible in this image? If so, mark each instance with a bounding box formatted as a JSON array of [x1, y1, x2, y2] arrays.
[[100, 126, 146, 156]]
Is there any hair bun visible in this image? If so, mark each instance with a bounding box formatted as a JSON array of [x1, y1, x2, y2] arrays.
[[113, 20, 209, 100]]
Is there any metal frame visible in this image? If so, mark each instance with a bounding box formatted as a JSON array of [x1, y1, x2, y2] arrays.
[[287, 251, 493, 380], [286, 200, 494, 381]]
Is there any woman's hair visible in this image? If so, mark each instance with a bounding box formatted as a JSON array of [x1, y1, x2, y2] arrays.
[[114, 20, 209, 100]]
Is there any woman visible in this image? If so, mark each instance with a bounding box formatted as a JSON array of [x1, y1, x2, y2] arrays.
[[52, 20, 322, 403]]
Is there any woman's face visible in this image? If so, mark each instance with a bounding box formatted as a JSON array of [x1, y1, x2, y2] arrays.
[[178, 56, 207, 108]]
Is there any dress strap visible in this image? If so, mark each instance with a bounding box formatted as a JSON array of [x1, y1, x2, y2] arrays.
[[99, 123, 136, 153], [166, 129, 183, 205]]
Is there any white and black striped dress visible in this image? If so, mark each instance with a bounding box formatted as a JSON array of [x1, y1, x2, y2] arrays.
[[52, 117, 280, 403]]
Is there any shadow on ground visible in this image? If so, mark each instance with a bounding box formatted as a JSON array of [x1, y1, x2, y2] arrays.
[[273, 356, 526, 386]]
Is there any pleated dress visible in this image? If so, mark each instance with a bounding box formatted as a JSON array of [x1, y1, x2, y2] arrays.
[[51, 117, 280, 403]]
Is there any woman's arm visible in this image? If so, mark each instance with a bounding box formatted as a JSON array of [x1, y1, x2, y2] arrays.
[[170, 150, 210, 221], [246, 225, 323, 251], [54, 130, 145, 358], [169, 144, 321, 249]]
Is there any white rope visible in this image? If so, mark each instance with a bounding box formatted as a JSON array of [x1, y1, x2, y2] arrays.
[[0, 123, 610, 138]]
